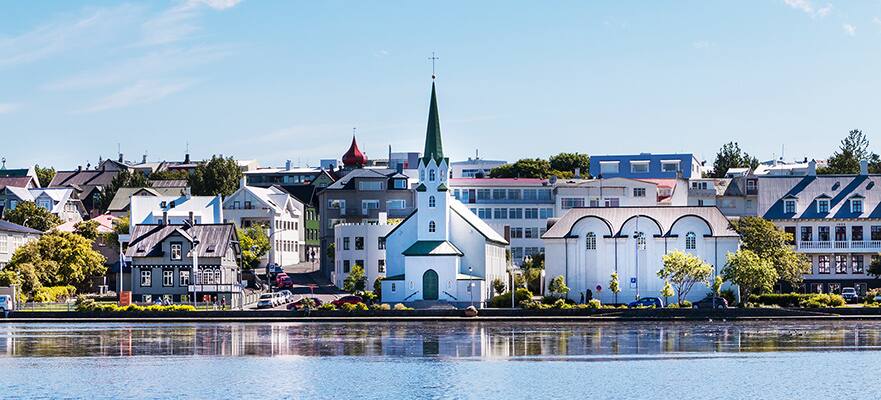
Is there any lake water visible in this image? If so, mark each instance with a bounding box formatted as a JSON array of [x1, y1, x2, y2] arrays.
[[2, 320, 881, 399]]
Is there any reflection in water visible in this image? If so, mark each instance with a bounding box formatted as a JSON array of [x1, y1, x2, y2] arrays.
[[2, 321, 881, 359]]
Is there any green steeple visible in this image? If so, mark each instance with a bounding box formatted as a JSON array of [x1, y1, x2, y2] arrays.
[[422, 81, 444, 165]]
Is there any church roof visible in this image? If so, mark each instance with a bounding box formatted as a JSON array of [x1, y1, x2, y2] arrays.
[[449, 200, 508, 245], [402, 240, 464, 256], [342, 136, 368, 167], [421, 82, 445, 165]]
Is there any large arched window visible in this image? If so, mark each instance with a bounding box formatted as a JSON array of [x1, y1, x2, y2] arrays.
[[429, 169, 436, 181], [635, 232, 646, 250], [685, 232, 696, 250], [429, 196, 436, 208], [429, 221, 436, 233], [585, 232, 596, 250]]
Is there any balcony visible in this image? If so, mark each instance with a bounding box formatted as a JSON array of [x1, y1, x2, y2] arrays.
[[797, 240, 881, 252]]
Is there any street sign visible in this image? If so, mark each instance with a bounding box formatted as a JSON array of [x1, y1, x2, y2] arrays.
[[595, 285, 602, 292], [630, 277, 637, 288], [119, 291, 132, 306]]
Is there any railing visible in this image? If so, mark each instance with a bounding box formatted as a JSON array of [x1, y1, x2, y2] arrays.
[[443, 291, 458, 301], [403, 291, 420, 301], [797, 240, 881, 251]]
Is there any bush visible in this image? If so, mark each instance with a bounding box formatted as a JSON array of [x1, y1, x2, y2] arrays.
[[370, 303, 391, 310], [75, 299, 195, 313], [750, 293, 846, 308], [341, 302, 369, 312], [587, 299, 602, 309], [393, 303, 413, 311], [541, 296, 575, 305], [33, 286, 77, 303], [359, 291, 378, 305], [490, 288, 533, 308], [318, 303, 336, 311], [680, 300, 692, 308], [719, 288, 737, 306]]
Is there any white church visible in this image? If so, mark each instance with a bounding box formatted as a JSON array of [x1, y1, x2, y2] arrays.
[[381, 80, 509, 307]]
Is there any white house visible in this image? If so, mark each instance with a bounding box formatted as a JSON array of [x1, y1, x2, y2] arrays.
[[554, 177, 689, 216], [542, 206, 739, 304], [224, 184, 303, 267], [0, 220, 41, 269], [3, 187, 85, 223], [381, 80, 509, 307], [334, 215, 395, 289], [129, 195, 223, 231]]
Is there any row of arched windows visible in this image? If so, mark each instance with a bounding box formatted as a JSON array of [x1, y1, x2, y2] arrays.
[[583, 232, 697, 250]]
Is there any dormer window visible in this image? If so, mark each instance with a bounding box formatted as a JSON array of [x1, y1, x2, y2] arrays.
[[817, 199, 831, 213], [630, 161, 650, 173], [784, 199, 797, 214], [852, 199, 864, 213]]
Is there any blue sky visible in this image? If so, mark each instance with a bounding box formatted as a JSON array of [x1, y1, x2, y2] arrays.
[[2, 0, 880, 169]]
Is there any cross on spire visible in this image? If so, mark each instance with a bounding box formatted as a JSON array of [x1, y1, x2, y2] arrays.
[[428, 52, 439, 79]]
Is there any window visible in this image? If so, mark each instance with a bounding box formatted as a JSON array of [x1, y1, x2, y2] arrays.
[[561, 197, 585, 209], [873, 226, 881, 241], [818, 226, 830, 242], [604, 198, 620, 208], [835, 226, 846, 241], [538, 189, 552, 201], [630, 161, 649, 173], [784, 200, 797, 214], [852, 199, 864, 213], [163, 270, 173, 287], [853, 256, 864, 274], [140, 270, 152, 287], [0, 236, 6, 254], [494, 208, 508, 219], [179, 271, 190, 286], [343, 260, 351, 273], [170, 243, 182, 260], [633, 188, 646, 197], [378, 237, 386, 250], [685, 232, 696, 250], [510, 227, 523, 238], [492, 189, 506, 200], [477, 189, 491, 200], [524, 227, 539, 238], [393, 179, 407, 189], [358, 181, 383, 191], [509, 208, 523, 219], [817, 199, 830, 213], [328, 199, 345, 209], [429, 196, 436, 208], [635, 232, 646, 250], [362, 200, 380, 212], [539, 208, 553, 219], [232, 201, 240, 209], [835, 255, 848, 274], [429, 221, 436, 233], [853, 226, 864, 241], [661, 161, 679, 172], [522, 189, 537, 200], [818, 255, 830, 274], [585, 232, 596, 250], [525, 208, 539, 219], [478, 208, 492, 219], [387, 200, 407, 209], [343, 237, 350, 250], [429, 169, 436, 181], [38, 199, 52, 210], [378, 260, 386, 273], [391, 282, 396, 292], [355, 237, 364, 250], [507, 189, 521, 200], [600, 161, 619, 174]]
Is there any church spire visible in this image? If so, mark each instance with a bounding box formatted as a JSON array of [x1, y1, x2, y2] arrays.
[[422, 81, 444, 165]]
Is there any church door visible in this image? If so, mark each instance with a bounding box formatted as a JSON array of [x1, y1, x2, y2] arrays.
[[423, 269, 439, 300]]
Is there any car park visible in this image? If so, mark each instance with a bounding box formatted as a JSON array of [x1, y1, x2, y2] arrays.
[[628, 297, 663, 308], [277, 290, 294, 303]]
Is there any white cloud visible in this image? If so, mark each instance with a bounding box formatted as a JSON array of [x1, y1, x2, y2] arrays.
[[783, 0, 832, 18], [817, 4, 833, 17], [137, 0, 242, 46], [0, 103, 20, 114], [843, 23, 857, 36], [191, 0, 242, 10], [74, 80, 193, 113]]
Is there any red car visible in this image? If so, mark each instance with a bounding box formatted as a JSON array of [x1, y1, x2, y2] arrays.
[[275, 273, 293, 289], [331, 295, 363, 307]]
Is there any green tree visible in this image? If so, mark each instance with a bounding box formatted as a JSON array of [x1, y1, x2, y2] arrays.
[[148, 169, 190, 181], [34, 165, 55, 188], [730, 216, 810, 288], [818, 130, 881, 174], [548, 275, 570, 298], [710, 142, 759, 178], [73, 220, 100, 241], [3, 201, 62, 231], [492, 277, 506, 295], [343, 264, 367, 293], [660, 280, 674, 306], [373, 276, 383, 300], [722, 249, 778, 303], [7, 231, 106, 291], [513, 273, 527, 289], [99, 169, 148, 211], [657, 250, 713, 305], [869, 254, 881, 278], [712, 275, 723, 297], [237, 225, 270, 270], [549, 152, 590, 176], [490, 158, 563, 179], [190, 155, 243, 197], [609, 272, 621, 304]]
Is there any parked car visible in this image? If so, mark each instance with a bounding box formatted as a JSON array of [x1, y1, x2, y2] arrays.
[[0, 295, 14, 313], [841, 287, 859, 303], [692, 297, 729, 309], [275, 273, 294, 289], [331, 295, 364, 307], [277, 290, 294, 303], [288, 297, 323, 310], [256, 293, 277, 309], [628, 297, 663, 308]]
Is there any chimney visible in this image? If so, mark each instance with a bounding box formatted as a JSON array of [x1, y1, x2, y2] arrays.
[[574, 168, 581, 179], [142, 154, 147, 164], [77, 165, 82, 172], [188, 211, 195, 225], [808, 160, 817, 176], [860, 160, 869, 175], [184, 153, 191, 164], [118, 153, 123, 163], [285, 160, 292, 170], [240, 175, 247, 189], [161, 211, 168, 225]]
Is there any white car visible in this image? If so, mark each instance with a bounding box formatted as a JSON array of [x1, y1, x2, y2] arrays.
[[0, 295, 14, 313], [256, 293, 276, 309], [277, 290, 293, 303]]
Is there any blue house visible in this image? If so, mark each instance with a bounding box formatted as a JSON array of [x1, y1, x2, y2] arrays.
[[588, 153, 702, 179]]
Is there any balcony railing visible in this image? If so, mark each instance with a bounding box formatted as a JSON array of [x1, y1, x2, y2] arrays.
[[797, 240, 881, 251]]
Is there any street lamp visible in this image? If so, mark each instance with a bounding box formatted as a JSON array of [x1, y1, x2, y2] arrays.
[[184, 220, 200, 307], [468, 266, 474, 309]]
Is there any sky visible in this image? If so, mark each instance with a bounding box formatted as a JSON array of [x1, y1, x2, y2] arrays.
[[2, 0, 881, 170]]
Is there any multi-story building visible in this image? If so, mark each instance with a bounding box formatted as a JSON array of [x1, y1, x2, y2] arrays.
[[589, 153, 702, 180], [554, 177, 689, 215], [688, 174, 758, 217], [49, 157, 129, 217], [759, 160, 878, 295], [449, 178, 553, 263], [224, 184, 303, 267], [333, 216, 395, 289], [0, 220, 41, 269], [1, 187, 85, 223], [450, 155, 507, 178], [129, 194, 224, 231]]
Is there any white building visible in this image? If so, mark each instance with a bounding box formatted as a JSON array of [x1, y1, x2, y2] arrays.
[[450, 178, 554, 264], [224, 184, 304, 267], [130, 194, 223, 230], [333, 216, 395, 289], [0, 220, 41, 269], [381, 80, 509, 307], [542, 206, 739, 304], [3, 187, 85, 223], [554, 177, 689, 216], [450, 155, 507, 178]]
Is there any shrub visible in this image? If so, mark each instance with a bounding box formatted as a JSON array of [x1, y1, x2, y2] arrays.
[[318, 303, 337, 311], [393, 303, 413, 311], [680, 300, 692, 308], [33, 286, 77, 303], [490, 288, 533, 308], [719, 288, 737, 306], [587, 299, 602, 309], [341, 302, 369, 312], [75, 300, 195, 313], [750, 293, 846, 308], [551, 299, 572, 309], [369, 303, 391, 310], [541, 296, 575, 305], [360, 291, 378, 304]]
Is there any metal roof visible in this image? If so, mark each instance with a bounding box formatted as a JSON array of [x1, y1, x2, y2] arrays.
[[125, 223, 238, 258], [543, 206, 738, 239], [402, 240, 464, 256]]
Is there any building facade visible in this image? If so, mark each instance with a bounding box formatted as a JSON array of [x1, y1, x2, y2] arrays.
[[333, 219, 395, 289], [450, 156, 507, 178], [2, 187, 85, 223], [589, 153, 702, 180], [224, 185, 303, 267], [0, 220, 41, 269]]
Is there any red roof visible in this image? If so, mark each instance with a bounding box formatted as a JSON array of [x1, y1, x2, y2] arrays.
[[342, 136, 367, 167]]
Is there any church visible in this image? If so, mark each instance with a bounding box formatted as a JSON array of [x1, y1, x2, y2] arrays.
[[381, 80, 508, 307]]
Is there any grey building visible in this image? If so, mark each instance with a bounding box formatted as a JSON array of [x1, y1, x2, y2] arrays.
[[125, 223, 242, 306], [318, 168, 415, 279]]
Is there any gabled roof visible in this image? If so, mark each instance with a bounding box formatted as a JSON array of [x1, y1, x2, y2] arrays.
[[759, 175, 881, 220], [324, 168, 407, 190], [0, 220, 43, 235], [225, 185, 302, 216], [543, 206, 738, 239], [0, 176, 37, 190], [449, 199, 508, 245], [402, 240, 463, 256], [5, 187, 77, 214], [107, 187, 187, 212], [125, 223, 238, 258]]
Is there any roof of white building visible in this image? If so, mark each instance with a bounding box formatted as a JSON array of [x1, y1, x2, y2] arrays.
[[225, 185, 302, 216], [6, 187, 77, 214], [543, 206, 738, 238], [130, 195, 223, 225]]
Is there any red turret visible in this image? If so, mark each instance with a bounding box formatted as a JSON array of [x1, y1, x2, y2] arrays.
[[342, 136, 367, 167]]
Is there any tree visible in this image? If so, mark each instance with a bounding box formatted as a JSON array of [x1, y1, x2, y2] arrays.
[[712, 275, 723, 297], [190, 155, 243, 197], [609, 272, 621, 304], [343, 264, 367, 293], [99, 169, 148, 211], [373, 276, 383, 300], [7, 231, 106, 291], [657, 250, 713, 305], [3, 201, 62, 231], [722, 249, 778, 303], [492, 277, 506, 295], [549, 153, 590, 176], [660, 281, 674, 306], [869, 254, 881, 279], [548, 275, 570, 298], [34, 165, 55, 188], [148, 169, 189, 181], [710, 142, 759, 178], [0, 262, 41, 301], [237, 225, 270, 270], [818, 130, 881, 174], [73, 220, 100, 241], [513, 273, 527, 289], [730, 216, 810, 288]]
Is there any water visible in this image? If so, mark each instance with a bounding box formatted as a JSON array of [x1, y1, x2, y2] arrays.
[[2, 321, 881, 399]]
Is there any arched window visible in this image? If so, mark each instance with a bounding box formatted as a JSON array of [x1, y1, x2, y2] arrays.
[[585, 232, 596, 250], [429, 169, 436, 181], [685, 232, 696, 250], [429, 221, 436, 233], [420, 170, 425, 181], [429, 195, 436, 208], [635, 232, 646, 250]]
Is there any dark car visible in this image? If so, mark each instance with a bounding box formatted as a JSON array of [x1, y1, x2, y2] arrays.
[[628, 297, 663, 308], [692, 297, 729, 309], [331, 295, 364, 307], [288, 297, 323, 310]]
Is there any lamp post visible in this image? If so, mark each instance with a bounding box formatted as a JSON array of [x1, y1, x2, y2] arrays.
[[468, 266, 474, 309], [184, 220, 200, 307]]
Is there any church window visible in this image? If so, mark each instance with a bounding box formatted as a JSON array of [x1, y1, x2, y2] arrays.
[[420, 170, 425, 181], [685, 232, 696, 250], [585, 233, 596, 250], [635, 232, 646, 250], [429, 221, 436, 233], [429, 169, 436, 181], [429, 196, 436, 208]]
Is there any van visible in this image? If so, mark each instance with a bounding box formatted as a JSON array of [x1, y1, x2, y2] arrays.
[[0, 295, 14, 313]]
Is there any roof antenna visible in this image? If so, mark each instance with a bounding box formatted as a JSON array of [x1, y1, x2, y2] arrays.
[[1, 157, 5, 169], [428, 51, 439, 80]]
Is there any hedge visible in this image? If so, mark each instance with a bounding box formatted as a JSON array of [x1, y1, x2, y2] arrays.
[[749, 293, 846, 308]]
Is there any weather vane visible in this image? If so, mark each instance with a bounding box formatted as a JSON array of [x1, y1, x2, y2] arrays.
[[428, 52, 439, 79]]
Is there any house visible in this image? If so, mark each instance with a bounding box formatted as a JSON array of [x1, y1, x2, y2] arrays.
[[542, 206, 740, 304], [0, 166, 41, 188], [554, 177, 689, 215], [0, 220, 42, 269], [758, 160, 881, 296], [449, 178, 554, 264], [105, 184, 189, 218], [129, 195, 223, 231], [333, 215, 396, 289], [589, 153, 702, 180], [380, 80, 509, 307], [125, 223, 242, 306], [450, 155, 507, 178], [224, 184, 304, 267], [49, 157, 130, 217], [2, 187, 85, 223], [688, 175, 758, 217]]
